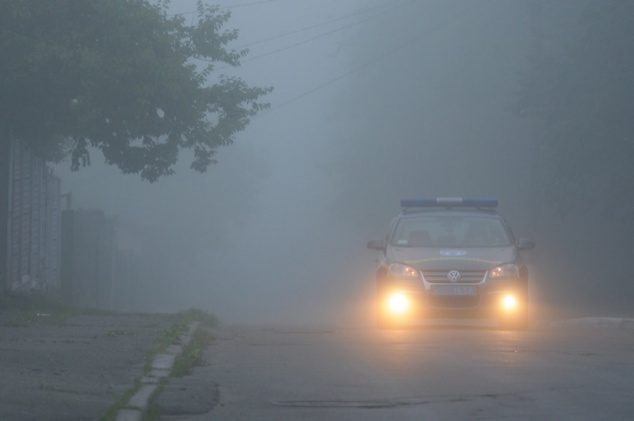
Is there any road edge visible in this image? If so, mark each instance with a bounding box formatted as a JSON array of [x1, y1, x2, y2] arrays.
[[550, 317, 634, 330], [114, 321, 201, 421]]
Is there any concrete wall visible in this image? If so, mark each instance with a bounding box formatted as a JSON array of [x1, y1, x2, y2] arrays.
[[3, 139, 61, 293], [1, 139, 121, 311]]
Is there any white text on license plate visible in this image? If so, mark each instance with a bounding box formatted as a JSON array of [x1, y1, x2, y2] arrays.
[[431, 285, 477, 296]]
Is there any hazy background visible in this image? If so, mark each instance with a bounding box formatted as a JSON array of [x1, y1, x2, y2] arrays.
[[55, 0, 633, 325]]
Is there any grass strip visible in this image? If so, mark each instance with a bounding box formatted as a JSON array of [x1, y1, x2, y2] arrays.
[[171, 326, 213, 377], [99, 379, 142, 421], [100, 308, 217, 421]]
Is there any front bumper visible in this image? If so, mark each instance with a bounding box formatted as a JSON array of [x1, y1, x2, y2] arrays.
[[377, 277, 527, 319]]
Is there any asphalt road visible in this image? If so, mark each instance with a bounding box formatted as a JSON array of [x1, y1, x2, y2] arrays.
[[158, 321, 634, 421]]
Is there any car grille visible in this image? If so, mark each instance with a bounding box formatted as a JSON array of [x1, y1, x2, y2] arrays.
[[422, 270, 486, 284]]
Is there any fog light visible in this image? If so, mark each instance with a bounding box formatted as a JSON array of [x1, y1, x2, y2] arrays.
[[501, 294, 517, 311], [386, 291, 410, 315]]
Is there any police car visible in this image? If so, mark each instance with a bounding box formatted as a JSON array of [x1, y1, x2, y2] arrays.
[[367, 197, 534, 329]]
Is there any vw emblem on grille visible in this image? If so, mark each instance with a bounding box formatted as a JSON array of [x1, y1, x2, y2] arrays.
[[447, 270, 461, 282]]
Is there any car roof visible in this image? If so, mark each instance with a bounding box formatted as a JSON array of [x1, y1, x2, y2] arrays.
[[398, 208, 501, 218]]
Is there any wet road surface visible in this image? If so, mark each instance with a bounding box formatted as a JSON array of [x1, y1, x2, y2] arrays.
[[0, 313, 175, 421], [159, 321, 634, 420]]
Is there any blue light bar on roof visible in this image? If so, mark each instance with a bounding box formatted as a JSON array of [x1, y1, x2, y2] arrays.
[[400, 197, 498, 208]]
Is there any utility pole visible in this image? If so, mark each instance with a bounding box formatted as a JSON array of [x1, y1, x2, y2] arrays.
[[0, 128, 10, 292], [527, 0, 543, 236]]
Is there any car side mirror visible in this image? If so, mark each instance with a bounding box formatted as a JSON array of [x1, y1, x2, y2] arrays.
[[367, 239, 385, 251], [516, 238, 535, 250]]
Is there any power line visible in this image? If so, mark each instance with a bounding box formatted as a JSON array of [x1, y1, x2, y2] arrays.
[[271, 8, 470, 111], [171, 0, 281, 14], [240, 2, 411, 65], [178, 1, 470, 113], [173, 0, 410, 51], [233, 0, 412, 50], [204, 0, 415, 71], [219, 0, 278, 9]]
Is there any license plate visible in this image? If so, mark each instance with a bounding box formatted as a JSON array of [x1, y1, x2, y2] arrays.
[[431, 285, 477, 296]]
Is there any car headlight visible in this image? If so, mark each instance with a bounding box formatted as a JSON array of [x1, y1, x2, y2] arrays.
[[386, 291, 410, 315], [388, 263, 420, 279], [501, 294, 518, 310], [489, 263, 519, 279]]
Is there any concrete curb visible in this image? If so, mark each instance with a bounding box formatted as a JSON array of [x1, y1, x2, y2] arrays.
[[550, 317, 634, 330], [115, 320, 200, 421]]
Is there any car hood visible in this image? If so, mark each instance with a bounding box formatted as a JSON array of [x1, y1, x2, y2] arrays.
[[387, 246, 516, 271]]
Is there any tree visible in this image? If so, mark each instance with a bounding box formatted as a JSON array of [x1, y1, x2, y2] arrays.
[[0, 0, 272, 181], [515, 0, 634, 218]]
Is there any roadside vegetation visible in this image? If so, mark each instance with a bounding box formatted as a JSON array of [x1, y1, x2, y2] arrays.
[[99, 380, 143, 421], [99, 308, 218, 421], [143, 319, 215, 421], [171, 323, 213, 377], [143, 308, 217, 373]]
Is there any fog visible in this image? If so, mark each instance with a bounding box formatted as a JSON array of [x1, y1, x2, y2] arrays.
[[55, 0, 633, 325]]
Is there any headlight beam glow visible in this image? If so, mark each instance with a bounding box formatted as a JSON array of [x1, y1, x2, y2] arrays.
[[386, 291, 410, 315], [501, 294, 518, 311]]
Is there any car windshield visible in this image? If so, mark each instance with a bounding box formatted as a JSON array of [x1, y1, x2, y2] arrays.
[[391, 214, 511, 247]]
